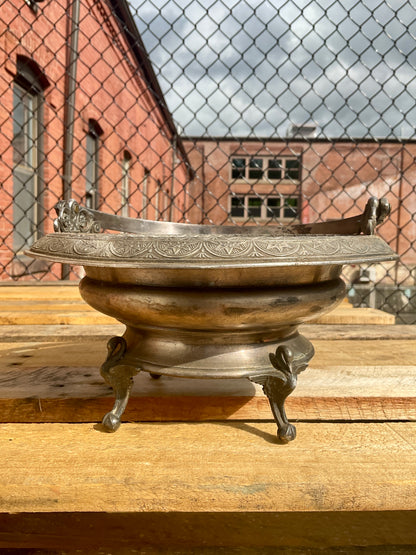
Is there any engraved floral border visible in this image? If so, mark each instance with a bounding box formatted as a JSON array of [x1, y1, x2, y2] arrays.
[[28, 233, 395, 265]]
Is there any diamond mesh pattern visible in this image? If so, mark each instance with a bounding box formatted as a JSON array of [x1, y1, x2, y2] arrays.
[[0, 0, 415, 322]]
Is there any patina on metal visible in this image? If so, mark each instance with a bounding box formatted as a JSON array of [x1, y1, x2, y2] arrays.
[[27, 197, 397, 442]]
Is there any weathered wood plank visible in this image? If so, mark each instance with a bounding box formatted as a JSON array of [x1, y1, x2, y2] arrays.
[[0, 323, 414, 342], [0, 301, 93, 312], [1, 422, 416, 515], [1, 338, 413, 368], [0, 324, 125, 342], [7, 513, 416, 551], [3, 364, 416, 400], [304, 324, 416, 340], [0, 311, 117, 325], [1, 513, 416, 551], [0, 370, 416, 422], [312, 305, 395, 324], [0, 338, 415, 422], [0, 284, 81, 299], [1, 512, 416, 551]]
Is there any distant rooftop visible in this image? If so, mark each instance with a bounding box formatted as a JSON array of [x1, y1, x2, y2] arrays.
[[287, 123, 318, 138]]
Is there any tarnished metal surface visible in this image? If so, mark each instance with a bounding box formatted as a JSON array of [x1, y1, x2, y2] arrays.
[[29, 232, 395, 269], [49, 197, 391, 237], [251, 346, 302, 443], [26, 197, 398, 442], [28, 198, 396, 273], [79, 277, 346, 340], [53, 199, 102, 234], [100, 336, 138, 433]]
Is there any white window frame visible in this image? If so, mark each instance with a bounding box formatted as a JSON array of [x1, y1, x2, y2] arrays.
[[12, 76, 43, 253], [121, 152, 131, 217], [85, 130, 99, 210], [230, 156, 301, 182], [141, 168, 149, 219], [230, 194, 299, 222]]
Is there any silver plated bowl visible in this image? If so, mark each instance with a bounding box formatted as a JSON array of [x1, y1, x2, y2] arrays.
[[27, 197, 397, 442]]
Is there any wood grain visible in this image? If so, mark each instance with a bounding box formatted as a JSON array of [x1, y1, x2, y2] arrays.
[[0, 323, 124, 342], [0, 284, 82, 299], [2, 511, 416, 550], [0, 286, 412, 550], [1, 338, 414, 368], [0, 336, 415, 422], [1, 422, 416, 514], [312, 305, 395, 324], [0, 323, 415, 342]]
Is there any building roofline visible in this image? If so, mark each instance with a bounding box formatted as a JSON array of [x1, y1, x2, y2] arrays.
[[109, 0, 193, 177], [182, 135, 416, 144]]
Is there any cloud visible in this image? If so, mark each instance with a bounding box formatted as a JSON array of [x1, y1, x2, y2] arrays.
[[131, 0, 416, 138]]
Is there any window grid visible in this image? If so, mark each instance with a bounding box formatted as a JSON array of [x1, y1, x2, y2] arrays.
[[121, 152, 131, 217], [12, 80, 41, 255], [85, 130, 99, 210], [230, 195, 299, 221], [231, 156, 301, 182]]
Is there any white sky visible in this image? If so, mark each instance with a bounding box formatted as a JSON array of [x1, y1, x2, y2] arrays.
[[130, 0, 416, 138]]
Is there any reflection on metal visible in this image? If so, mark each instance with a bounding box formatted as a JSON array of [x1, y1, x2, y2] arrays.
[[28, 197, 397, 442]]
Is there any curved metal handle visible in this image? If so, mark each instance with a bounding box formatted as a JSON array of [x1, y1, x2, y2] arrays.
[[360, 197, 391, 235], [52, 197, 391, 237]]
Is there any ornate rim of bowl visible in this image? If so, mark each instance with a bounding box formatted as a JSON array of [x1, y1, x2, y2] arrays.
[[28, 232, 396, 269], [26, 197, 397, 269]]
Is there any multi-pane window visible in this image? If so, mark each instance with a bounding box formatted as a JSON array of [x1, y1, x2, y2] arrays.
[[230, 195, 299, 221], [13, 85, 36, 169], [121, 151, 131, 217], [12, 58, 46, 254], [155, 180, 170, 221], [13, 83, 38, 253], [141, 167, 149, 219], [85, 119, 102, 210], [231, 156, 301, 181]]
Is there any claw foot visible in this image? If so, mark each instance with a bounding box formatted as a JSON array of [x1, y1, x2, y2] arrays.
[[102, 412, 121, 433], [100, 336, 139, 432], [278, 422, 297, 443], [251, 345, 305, 443]]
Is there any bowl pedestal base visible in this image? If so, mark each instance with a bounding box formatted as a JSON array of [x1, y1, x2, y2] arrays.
[[99, 330, 315, 443]]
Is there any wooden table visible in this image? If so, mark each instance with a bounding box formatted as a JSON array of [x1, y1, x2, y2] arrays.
[[0, 285, 414, 552]]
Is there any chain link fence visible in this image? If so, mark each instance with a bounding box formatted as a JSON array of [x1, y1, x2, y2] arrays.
[[0, 0, 415, 322]]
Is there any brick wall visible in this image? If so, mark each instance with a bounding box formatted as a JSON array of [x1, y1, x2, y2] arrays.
[[0, 0, 188, 280], [184, 137, 416, 283]]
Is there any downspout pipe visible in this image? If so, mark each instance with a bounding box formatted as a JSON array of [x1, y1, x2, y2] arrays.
[[62, 0, 80, 278], [63, 0, 80, 200], [394, 144, 405, 285], [170, 133, 177, 222]]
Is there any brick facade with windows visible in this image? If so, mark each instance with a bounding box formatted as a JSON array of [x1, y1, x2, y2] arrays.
[[0, 0, 190, 280], [184, 137, 416, 283]]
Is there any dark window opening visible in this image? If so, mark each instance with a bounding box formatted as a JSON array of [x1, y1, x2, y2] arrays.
[[229, 194, 299, 221], [12, 56, 48, 255], [248, 158, 263, 180], [85, 119, 102, 210], [231, 156, 300, 182]]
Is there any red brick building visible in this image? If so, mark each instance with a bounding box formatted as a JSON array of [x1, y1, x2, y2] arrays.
[[184, 137, 416, 284], [0, 0, 190, 280]]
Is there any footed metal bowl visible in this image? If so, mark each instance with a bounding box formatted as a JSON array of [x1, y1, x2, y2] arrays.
[[27, 197, 397, 442]]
